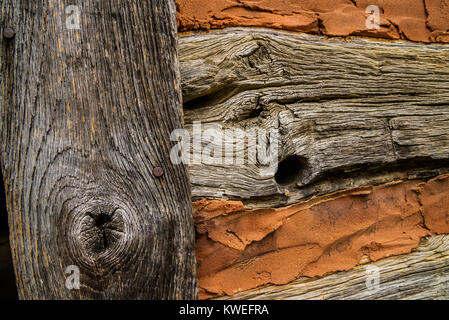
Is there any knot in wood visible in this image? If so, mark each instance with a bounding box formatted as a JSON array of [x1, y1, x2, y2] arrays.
[[80, 208, 124, 254], [64, 199, 140, 273]]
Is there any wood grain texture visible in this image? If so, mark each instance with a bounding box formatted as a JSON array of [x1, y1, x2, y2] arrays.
[[216, 234, 449, 300], [0, 0, 197, 299], [179, 28, 449, 208]]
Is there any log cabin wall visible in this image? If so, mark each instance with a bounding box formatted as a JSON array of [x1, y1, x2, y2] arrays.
[[0, 0, 448, 300], [175, 0, 449, 299]]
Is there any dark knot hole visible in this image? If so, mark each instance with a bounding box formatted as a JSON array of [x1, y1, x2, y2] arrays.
[[274, 155, 308, 186], [93, 212, 111, 228], [81, 210, 124, 254], [88, 212, 111, 250]]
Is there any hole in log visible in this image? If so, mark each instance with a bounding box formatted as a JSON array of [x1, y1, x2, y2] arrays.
[[275, 155, 308, 186]]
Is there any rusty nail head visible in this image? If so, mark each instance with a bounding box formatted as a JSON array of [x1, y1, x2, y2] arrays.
[[153, 167, 164, 177], [3, 27, 15, 40]]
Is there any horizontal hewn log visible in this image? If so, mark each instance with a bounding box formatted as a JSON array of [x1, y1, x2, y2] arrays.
[[216, 234, 449, 300], [179, 28, 449, 207]]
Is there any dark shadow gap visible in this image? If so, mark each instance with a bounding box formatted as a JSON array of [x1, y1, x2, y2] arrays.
[[275, 155, 308, 186], [238, 157, 449, 208], [0, 166, 18, 300]]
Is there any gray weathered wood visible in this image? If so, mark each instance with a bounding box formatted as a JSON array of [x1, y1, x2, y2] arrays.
[[0, 0, 197, 299], [217, 234, 449, 300], [179, 29, 449, 208]]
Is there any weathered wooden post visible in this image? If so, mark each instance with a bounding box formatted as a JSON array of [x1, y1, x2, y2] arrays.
[[0, 0, 197, 299]]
